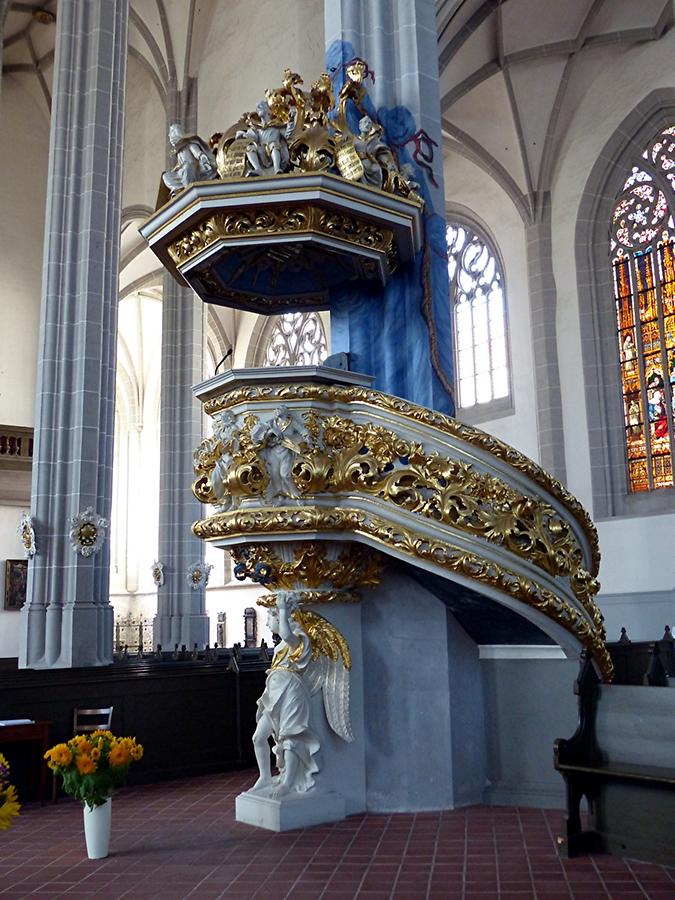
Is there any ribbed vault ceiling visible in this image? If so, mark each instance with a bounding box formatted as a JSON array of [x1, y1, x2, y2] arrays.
[[437, 0, 673, 221]]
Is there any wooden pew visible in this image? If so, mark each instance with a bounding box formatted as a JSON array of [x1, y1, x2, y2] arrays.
[[554, 649, 675, 866]]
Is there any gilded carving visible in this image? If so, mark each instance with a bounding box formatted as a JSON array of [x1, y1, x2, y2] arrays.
[[193, 408, 599, 625], [209, 66, 422, 205], [201, 382, 600, 578], [168, 205, 397, 273], [194, 506, 612, 680], [230, 541, 383, 595]]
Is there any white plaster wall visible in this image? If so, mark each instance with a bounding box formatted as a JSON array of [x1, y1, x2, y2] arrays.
[[0, 505, 24, 657], [443, 148, 538, 460], [122, 56, 166, 213], [197, 0, 324, 137], [0, 74, 49, 427]]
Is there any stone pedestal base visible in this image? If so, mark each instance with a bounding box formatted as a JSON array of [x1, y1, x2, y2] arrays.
[[235, 789, 346, 832]]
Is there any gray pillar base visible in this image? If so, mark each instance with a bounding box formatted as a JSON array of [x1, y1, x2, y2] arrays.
[[362, 568, 486, 811]]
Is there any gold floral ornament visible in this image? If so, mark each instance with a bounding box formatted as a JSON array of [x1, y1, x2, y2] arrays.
[[151, 560, 165, 587], [195, 410, 598, 618], [202, 382, 601, 578], [0, 753, 20, 831], [186, 560, 213, 590], [199, 506, 613, 680], [45, 733, 143, 810], [211, 66, 422, 204], [69, 507, 108, 558], [231, 541, 383, 606], [18, 511, 36, 558]]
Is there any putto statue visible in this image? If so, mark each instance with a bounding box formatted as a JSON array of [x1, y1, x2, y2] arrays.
[[189, 64, 424, 204], [236, 99, 297, 176], [162, 123, 218, 193], [250, 591, 353, 798], [250, 405, 307, 504]]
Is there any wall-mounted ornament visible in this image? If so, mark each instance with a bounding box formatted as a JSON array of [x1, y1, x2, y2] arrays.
[[69, 507, 108, 557], [17, 512, 36, 558], [186, 560, 213, 591], [151, 560, 165, 587]]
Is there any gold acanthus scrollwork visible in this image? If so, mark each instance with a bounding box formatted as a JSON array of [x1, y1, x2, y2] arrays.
[[192, 506, 612, 681], [256, 590, 361, 608], [201, 383, 600, 578], [194, 410, 600, 630], [230, 541, 383, 592], [168, 206, 396, 271]]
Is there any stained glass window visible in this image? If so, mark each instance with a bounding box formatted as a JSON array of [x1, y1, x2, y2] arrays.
[[447, 223, 510, 409], [263, 311, 327, 367], [610, 126, 675, 492]]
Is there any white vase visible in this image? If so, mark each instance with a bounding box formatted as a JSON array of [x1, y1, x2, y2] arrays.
[[83, 797, 112, 859]]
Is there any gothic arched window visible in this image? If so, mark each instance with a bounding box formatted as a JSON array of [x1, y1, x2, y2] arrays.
[[447, 223, 510, 410], [262, 311, 327, 367], [611, 125, 675, 493]]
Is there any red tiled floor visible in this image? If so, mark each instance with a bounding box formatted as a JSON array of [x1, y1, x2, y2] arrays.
[[1, 771, 674, 899]]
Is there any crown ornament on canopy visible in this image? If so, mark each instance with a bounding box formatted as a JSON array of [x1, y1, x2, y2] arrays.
[[144, 62, 425, 314], [161, 62, 422, 205]]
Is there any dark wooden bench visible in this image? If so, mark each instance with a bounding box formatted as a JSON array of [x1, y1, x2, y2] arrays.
[[554, 649, 675, 866]]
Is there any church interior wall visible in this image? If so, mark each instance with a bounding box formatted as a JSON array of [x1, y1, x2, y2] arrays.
[[0, 504, 24, 657], [121, 56, 166, 213], [442, 148, 538, 460], [480, 657, 579, 808], [197, 0, 325, 138], [548, 32, 675, 639], [0, 73, 50, 657], [0, 74, 49, 429]]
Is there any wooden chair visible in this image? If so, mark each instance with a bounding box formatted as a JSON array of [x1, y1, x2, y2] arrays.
[[72, 707, 113, 734], [53, 707, 114, 801]]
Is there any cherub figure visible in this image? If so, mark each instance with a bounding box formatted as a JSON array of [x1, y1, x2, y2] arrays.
[[162, 123, 218, 193], [236, 99, 297, 176], [210, 410, 239, 510], [250, 405, 306, 502]]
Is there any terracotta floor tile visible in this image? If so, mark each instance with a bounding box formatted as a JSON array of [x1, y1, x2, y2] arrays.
[[5, 773, 675, 900]]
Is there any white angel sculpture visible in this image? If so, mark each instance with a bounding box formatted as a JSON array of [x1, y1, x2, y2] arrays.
[[250, 590, 353, 798]]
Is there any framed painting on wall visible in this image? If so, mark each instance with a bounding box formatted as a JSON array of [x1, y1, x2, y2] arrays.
[[4, 559, 27, 611]]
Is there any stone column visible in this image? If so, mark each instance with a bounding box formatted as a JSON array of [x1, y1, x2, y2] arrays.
[[325, 0, 455, 415], [19, 0, 128, 668], [153, 87, 209, 651], [526, 201, 567, 483]]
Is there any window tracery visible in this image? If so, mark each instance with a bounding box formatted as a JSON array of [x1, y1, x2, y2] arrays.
[[611, 126, 675, 492], [262, 311, 327, 367], [447, 223, 510, 409]]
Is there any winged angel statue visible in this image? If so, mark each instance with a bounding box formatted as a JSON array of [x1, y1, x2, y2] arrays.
[[250, 590, 353, 798]]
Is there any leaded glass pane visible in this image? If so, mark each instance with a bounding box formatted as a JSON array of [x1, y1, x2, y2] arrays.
[[263, 312, 327, 367], [610, 124, 675, 491], [447, 223, 510, 409]]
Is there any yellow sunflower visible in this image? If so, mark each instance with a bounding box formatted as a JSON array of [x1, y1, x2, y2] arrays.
[[75, 754, 97, 775], [108, 744, 131, 768], [0, 784, 20, 831], [44, 743, 72, 769], [90, 747, 101, 761]]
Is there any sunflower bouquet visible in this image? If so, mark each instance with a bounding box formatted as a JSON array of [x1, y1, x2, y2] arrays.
[[0, 753, 20, 831], [44, 731, 143, 810]]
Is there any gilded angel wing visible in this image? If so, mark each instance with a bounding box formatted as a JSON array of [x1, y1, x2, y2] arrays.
[[294, 609, 354, 743]]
